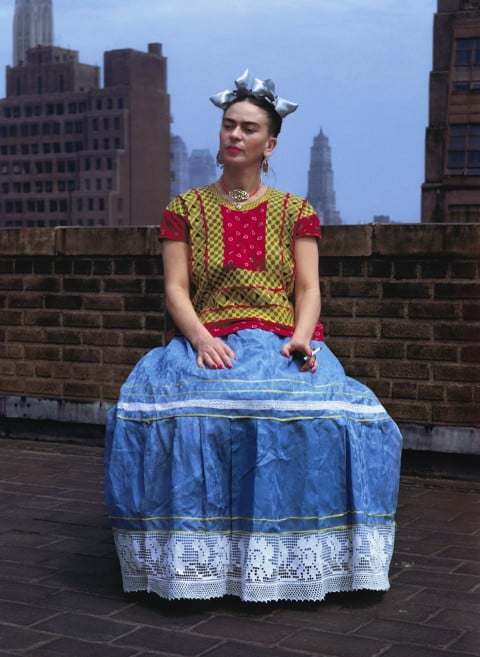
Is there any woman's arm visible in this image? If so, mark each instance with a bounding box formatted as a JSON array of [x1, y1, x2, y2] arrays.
[[162, 240, 235, 369], [280, 237, 321, 371]]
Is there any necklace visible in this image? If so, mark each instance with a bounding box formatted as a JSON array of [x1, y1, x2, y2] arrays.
[[219, 178, 262, 208]]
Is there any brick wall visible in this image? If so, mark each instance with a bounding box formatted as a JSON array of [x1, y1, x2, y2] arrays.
[[0, 224, 479, 448]]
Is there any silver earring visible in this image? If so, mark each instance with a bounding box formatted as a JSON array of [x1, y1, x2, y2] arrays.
[[262, 157, 269, 174], [216, 151, 224, 168]]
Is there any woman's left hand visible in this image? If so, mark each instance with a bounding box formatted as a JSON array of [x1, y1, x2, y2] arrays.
[[280, 340, 318, 373]]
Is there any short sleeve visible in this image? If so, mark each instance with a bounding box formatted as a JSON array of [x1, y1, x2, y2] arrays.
[[159, 209, 189, 242], [295, 211, 322, 240]]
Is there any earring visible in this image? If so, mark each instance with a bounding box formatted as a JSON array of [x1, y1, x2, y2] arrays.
[[262, 157, 269, 174], [216, 151, 224, 168]]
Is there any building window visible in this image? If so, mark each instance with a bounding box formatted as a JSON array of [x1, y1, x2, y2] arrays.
[[454, 38, 480, 91], [447, 123, 480, 174]]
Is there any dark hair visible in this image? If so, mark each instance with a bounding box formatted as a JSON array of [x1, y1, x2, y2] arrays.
[[225, 94, 282, 137]]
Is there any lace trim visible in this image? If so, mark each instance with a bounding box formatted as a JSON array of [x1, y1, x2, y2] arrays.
[[113, 526, 394, 602]]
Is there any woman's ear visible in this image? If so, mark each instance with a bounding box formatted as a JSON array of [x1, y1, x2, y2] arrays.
[[264, 136, 277, 157]]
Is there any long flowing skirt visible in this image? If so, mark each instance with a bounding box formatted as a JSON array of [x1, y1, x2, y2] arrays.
[[104, 329, 402, 602]]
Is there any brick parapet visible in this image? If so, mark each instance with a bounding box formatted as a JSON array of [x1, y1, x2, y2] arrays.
[[0, 224, 479, 447]]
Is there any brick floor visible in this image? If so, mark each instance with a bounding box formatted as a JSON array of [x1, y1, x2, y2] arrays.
[[0, 438, 478, 657]]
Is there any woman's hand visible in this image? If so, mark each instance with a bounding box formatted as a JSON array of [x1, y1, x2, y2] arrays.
[[280, 340, 318, 373], [195, 335, 236, 370]]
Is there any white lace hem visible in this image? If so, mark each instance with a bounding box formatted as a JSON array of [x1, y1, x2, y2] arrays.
[[113, 525, 394, 602]]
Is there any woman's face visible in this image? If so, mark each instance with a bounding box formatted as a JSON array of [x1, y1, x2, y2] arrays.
[[219, 100, 277, 171]]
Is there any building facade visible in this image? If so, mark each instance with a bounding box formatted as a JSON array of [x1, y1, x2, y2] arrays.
[[307, 128, 341, 226], [13, 0, 53, 66], [0, 43, 170, 228], [421, 0, 480, 223]]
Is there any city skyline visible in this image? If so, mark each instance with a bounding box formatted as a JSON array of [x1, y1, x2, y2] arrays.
[[0, 0, 437, 223]]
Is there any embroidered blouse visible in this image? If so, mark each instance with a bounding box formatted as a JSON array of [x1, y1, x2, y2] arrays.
[[160, 185, 324, 341]]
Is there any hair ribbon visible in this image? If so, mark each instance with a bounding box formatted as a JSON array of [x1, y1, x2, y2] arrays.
[[210, 69, 298, 118]]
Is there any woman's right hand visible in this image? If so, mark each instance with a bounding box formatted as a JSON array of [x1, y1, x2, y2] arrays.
[[195, 335, 236, 370]]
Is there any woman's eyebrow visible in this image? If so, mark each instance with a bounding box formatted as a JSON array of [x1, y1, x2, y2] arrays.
[[223, 119, 262, 128]]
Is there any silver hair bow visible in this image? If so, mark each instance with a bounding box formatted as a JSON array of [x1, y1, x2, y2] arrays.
[[210, 69, 298, 118]]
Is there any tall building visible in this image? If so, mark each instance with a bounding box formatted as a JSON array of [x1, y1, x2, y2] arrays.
[[421, 0, 480, 223], [188, 148, 216, 189], [0, 43, 170, 228], [170, 135, 190, 198], [307, 129, 341, 225], [13, 0, 53, 66]]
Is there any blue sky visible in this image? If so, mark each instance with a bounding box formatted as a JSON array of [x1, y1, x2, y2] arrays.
[[0, 0, 437, 223]]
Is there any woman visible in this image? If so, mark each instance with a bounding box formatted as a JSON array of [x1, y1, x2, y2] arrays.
[[105, 70, 402, 603]]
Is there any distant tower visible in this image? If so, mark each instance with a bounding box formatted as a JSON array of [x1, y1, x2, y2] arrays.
[[188, 149, 216, 188], [13, 0, 53, 66], [307, 129, 341, 225], [171, 136, 190, 197]]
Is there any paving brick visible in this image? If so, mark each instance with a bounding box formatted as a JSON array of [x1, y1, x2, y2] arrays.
[[449, 630, 480, 654], [280, 627, 388, 657], [27, 637, 138, 657], [355, 618, 461, 648], [382, 646, 473, 657], [115, 626, 220, 655], [0, 623, 52, 652], [428, 608, 479, 631], [393, 568, 480, 592], [194, 615, 295, 645], [203, 642, 308, 657], [34, 612, 132, 642]]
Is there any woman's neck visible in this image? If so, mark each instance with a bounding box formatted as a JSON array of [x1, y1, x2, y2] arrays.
[[219, 171, 262, 193]]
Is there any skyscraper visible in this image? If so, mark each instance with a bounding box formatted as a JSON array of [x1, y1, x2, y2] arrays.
[[307, 129, 341, 226], [421, 0, 480, 223], [13, 0, 53, 66]]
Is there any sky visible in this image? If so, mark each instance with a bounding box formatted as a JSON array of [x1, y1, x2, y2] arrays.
[[0, 0, 437, 223]]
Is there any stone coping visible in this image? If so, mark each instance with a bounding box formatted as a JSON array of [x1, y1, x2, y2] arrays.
[[0, 223, 479, 257]]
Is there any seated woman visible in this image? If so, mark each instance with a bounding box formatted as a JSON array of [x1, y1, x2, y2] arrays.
[[104, 70, 402, 603]]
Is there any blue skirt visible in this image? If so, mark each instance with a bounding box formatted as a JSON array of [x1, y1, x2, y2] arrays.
[[105, 329, 402, 602]]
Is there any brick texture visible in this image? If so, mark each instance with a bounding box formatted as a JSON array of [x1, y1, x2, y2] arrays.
[[0, 225, 478, 429]]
